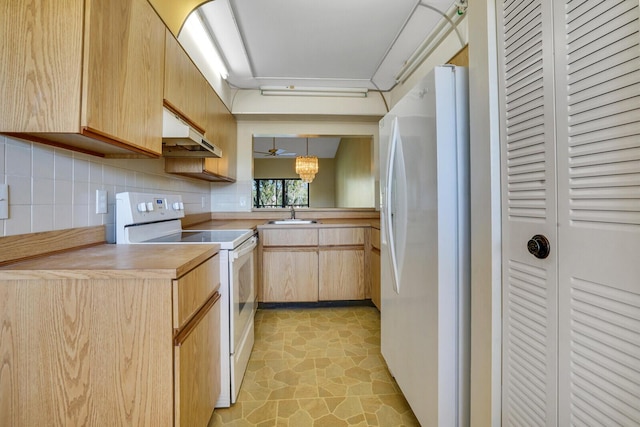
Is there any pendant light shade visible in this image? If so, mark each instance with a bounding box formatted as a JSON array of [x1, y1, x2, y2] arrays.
[[295, 138, 319, 183]]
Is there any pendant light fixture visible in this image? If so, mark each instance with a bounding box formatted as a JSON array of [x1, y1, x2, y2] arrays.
[[295, 138, 319, 183]]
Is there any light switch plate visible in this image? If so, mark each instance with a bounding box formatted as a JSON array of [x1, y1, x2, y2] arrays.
[[96, 189, 108, 214], [0, 184, 8, 219]]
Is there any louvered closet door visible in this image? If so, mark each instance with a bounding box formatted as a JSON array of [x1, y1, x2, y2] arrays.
[[497, 0, 559, 425], [554, 1, 640, 425]]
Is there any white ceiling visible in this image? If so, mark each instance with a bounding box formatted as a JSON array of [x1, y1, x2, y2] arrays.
[[253, 136, 341, 159], [194, 0, 462, 91]]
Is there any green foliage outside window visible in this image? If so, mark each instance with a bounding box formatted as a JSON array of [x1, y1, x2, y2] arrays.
[[253, 179, 309, 208]]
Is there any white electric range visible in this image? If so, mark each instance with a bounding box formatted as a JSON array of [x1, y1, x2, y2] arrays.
[[115, 192, 257, 407]]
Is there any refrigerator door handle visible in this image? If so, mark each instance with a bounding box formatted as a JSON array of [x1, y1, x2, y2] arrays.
[[385, 117, 401, 294]]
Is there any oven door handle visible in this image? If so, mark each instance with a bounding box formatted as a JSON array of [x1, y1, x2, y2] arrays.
[[232, 236, 258, 260]]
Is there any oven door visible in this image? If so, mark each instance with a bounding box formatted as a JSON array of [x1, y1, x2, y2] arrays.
[[229, 234, 258, 355]]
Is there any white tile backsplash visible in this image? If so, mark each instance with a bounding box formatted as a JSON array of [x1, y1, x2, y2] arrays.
[[89, 161, 103, 184], [54, 150, 73, 181], [73, 181, 90, 205], [32, 205, 54, 232], [73, 204, 89, 228], [54, 205, 73, 230], [54, 180, 73, 205], [6, 205, 31, 236], [32, 145, 55, 179], [0, 136, 213, 237], [6, 139, 31, 177], [0, 137, 5, 177], [6, 175, 31, 205], [73, 158, 90, 182], [33, 178, 55, 205]]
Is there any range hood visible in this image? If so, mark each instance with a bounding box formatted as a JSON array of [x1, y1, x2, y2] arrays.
[[162, 108, 222, 158]]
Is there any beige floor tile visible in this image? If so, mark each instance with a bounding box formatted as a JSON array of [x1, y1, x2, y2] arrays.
[[209, 306, 420, 427]]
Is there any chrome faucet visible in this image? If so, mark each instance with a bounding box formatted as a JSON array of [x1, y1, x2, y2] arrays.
[[290, 205, 295, 219]]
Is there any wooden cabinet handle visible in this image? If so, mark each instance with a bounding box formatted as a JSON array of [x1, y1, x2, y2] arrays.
[[174, 291, 220, 346]]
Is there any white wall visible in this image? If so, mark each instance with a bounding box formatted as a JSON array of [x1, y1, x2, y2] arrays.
[[0, 135, 212, 241], [468, 2, 502, 426]]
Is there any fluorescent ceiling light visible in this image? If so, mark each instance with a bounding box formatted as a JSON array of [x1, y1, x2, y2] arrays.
[[182, 12, 230, 80], [260, 86, 368, 98]]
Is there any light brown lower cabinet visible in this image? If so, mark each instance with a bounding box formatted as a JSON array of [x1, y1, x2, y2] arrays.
[[262, 249, 318, 302], [0, 255, 221, 427], [371, 248, 381, 309], [259, 226, 370, 303], [370, 227, 381, 309], [175, 292, 221, 427], [319, 248, 365, 300]]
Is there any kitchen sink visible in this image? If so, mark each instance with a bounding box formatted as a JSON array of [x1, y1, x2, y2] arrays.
[[267, 219, 319, 225]]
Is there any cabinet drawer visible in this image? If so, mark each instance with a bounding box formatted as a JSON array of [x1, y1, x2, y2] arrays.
[[174, 292, 221, 427], [261, 229, 318, 247], [371, 228, 380, 250], [173, 255, 220, 329], [319, 227, 365, 246]]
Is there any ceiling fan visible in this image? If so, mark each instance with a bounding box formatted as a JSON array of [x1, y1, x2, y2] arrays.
[[254, 137, 296, 157]]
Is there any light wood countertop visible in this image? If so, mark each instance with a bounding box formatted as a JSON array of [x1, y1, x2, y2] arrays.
[[0, 244, 219, 280], [186, 218, 380, 231]]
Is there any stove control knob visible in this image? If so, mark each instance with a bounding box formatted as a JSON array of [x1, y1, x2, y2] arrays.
[[146, 202, 154, 211], [137, 202, 147, 212], [172, 202, 181, 210]]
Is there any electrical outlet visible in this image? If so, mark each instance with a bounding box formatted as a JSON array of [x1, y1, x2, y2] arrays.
[[96, 189, 108, 214], [0, 184, 8, 219]]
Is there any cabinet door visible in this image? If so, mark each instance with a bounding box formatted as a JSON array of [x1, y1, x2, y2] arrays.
[[203, 86, 226, 176], [371, 248, 381, 309], [319, 248, 365, 300], [222, 105, 237, 179], [174, 293, 221, 427], [0, 0, 84, 132], [164, 30, 207, 132], [84, 0, 164, 155], [262, 250, 318, 302]]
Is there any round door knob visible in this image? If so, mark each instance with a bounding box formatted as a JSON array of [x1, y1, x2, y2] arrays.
[[527, 234, 550, 259]]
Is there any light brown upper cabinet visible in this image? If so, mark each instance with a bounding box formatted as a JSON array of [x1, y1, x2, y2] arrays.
[[0, 0, 165, 158], [163, 30, 207, 133], [203, 86, 238, 180], [163, 31, 237, 182]]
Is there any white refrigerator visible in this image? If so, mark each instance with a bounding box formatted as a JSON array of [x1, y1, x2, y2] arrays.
[[379, 65, 470, 427]]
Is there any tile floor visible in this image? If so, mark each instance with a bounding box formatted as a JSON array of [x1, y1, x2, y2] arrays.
[[208, 306, 420, 426]]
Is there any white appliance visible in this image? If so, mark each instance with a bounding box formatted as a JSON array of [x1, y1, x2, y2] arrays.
[[115, 192, 257, 408], [162, 108, 223, 158], [379, 65, 470, 427]]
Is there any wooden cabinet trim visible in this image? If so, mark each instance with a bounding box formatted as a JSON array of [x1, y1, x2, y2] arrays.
[[318, 245, 364, 251], [163, 100, 206, 135], [262, 247, 318, 253], [173, 256, 219, 329], [174, 291, 220, 346], [81, 127, 161, 158]]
